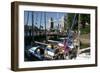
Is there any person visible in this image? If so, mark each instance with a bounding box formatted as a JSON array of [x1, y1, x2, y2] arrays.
[[59, 48, 65, 59], [37, 48, 44, 59], [63, 39, 70, 59], [54, 47, 60, 60], [51, 44, 54, 49]]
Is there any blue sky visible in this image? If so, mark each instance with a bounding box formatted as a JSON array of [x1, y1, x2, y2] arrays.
[[24, 11, 67, 30]]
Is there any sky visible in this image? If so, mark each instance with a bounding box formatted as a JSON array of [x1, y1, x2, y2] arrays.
[[24, 11, 67, 30]]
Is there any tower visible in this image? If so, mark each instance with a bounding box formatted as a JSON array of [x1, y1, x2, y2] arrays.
[[50, 17, 54, 30]]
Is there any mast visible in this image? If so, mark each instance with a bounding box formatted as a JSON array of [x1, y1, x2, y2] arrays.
[[77, 14, 81, 56], [32, 11, 34, 43], [71, 14, 77, 30], [44, 12, 47, 42], [26, 12, 29, 36], [40, 12, 42, 31], [26, 12, 29, 25]]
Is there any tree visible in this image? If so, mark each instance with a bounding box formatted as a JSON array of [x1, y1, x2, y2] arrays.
[[64, 13, 79, 31], [66, 13, 75, 29], [80, 14, 90, 28], [64, 14, 68, 31]]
